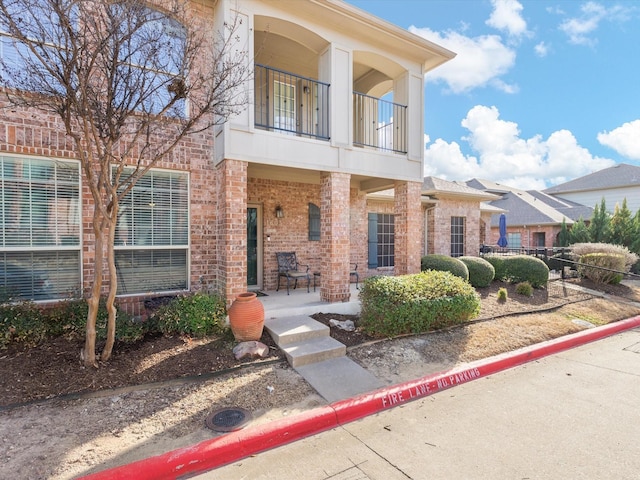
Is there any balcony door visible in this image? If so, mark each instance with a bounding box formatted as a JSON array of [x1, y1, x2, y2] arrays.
[[247, 204, 263, 289], [273, 80, 296, 133]]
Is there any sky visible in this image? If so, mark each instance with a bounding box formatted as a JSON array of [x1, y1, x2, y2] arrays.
[[347, 0, 640, 190]]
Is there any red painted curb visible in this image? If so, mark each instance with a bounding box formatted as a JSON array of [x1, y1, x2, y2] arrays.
[[80, 315, 640, 480]]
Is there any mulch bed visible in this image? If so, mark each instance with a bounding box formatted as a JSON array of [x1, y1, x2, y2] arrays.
[[1, 277, 637, 409]]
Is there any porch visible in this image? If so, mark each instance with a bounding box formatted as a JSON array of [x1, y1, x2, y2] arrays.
[[251, 283, 361, 319]]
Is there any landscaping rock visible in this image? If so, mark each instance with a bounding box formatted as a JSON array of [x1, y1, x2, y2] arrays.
[[233, 341, 269, 360], [329, 319, 356, 331]]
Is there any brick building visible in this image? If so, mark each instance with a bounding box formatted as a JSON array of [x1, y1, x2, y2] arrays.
[[0, 0, 455, 313]]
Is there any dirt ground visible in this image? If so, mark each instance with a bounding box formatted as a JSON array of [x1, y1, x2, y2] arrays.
[[1, 278, 640, 480]]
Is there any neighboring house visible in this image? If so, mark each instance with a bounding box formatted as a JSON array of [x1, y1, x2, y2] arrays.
[[366, 176, 499, 263], [466, 179, 592, 250], [419, 177, 499, 257], [543, 163, 640, 214], [0, 0, 455, 310]]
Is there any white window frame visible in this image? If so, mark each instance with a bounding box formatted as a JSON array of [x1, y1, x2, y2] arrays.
[[114, 167, 190, 296], [0, 155, 82, 301]]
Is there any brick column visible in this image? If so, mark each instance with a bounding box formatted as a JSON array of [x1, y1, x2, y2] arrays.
[[320, 172, 351, 302], [394, 180, 422, 275], [216, 159, 248, 305]]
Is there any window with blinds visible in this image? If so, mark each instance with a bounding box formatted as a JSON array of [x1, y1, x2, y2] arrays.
[[0, 156, 81, 301], [114, 168, 189, 295]]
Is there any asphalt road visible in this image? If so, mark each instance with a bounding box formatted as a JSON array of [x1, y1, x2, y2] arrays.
[[204, 327, 640, 480]]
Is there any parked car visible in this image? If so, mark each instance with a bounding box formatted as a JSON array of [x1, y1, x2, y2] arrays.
[[0, 262, 53, 301]]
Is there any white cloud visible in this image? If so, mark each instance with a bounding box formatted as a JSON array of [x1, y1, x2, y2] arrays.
[[424, 105, 615, 189], [559, 2, 632, 46], [410, 26, 517, 94], [597, 120, 640, 160], [486, 0, 529, 39], [534, 41, 549, 57]]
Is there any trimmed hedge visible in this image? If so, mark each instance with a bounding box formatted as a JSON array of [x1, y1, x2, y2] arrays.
[[505, 255, 549, 287], [459, 256, 495, 287], [420, 254, 469, 281], [483, 255, 507, 281], [359, 271, 480, 337], [483, 255, 549, 287]]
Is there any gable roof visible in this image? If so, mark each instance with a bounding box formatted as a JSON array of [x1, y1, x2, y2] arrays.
[[543, 163, 640, 194], [466, 178, 593, 227], [422, 176, 498, 201]]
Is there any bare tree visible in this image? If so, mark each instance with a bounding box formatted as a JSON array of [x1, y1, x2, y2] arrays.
[[0, 0, 250, 367]]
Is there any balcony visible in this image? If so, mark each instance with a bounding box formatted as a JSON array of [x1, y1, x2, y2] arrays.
[[353, 92, 407, 154], [254, 64, 407, 154], [254, 64, 330, 140]]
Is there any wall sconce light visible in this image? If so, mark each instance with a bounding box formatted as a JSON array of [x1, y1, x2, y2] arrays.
[[275, 205, 284, 218], [303, 85, 310, 94]]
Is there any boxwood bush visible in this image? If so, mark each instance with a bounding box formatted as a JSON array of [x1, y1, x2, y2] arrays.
[[482, 255, 549, 287], [459, 256, 495, 288], [483, 255, 507, 281], [504, 255, 549, 287], [359, 271, 480, 337], [150, 292, 228, 338], [420, 254, 469, 281]]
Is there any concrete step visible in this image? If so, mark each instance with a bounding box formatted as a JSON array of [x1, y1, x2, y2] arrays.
[[265, 315, 329, 346], [295, 357, 384, 403], [281, 336, 346, 368]]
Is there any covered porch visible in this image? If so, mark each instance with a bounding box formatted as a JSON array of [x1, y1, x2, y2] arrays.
[[215, 160, 423, 306]]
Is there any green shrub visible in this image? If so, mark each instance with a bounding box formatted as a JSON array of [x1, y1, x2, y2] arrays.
[[420, 254, 469, 281], [497, 287, 508, 302], [151, 292, 228, 337], [459, 256, 495, 288], [46, 299, 145, 343], [578, 253, 626, 285], [0, 301, 47, 348], [0, 298, 144, 349], [359, 271, 480, 337], [483, 255, 507, 281], [515, 281, 533, 297], [504, 255, 549, 287]]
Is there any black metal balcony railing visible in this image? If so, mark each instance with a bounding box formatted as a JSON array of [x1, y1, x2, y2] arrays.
[[254, 64, 408, 154], [254, 64, 330, 140], [353, 91, 407, 154]]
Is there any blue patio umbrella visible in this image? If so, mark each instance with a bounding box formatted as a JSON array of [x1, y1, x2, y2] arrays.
[[497, 213, 508, 247]]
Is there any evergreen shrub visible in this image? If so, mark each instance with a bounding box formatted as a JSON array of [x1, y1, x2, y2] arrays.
[[420, 254, 469, 281], [359, 271, 480, 337], [151, 292, 228, 338], [459, 256, 495, 287]]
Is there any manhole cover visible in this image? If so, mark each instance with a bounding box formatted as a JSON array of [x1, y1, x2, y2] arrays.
[[205, 407, 252, 432]]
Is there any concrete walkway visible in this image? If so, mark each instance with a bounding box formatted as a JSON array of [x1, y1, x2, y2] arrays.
[[265, 314, 383, 403]]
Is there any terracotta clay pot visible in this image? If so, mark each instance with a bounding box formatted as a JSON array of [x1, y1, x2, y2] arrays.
[[228, 292, 264, 342]]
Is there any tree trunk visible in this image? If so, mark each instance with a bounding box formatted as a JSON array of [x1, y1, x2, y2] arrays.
[[84, 215, 104, 368], [101, 204, 119, 362]]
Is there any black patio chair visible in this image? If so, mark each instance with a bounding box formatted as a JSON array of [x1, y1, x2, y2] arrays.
[[276, 252, 311, 294]]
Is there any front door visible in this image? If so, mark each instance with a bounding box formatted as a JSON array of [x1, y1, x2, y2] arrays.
[[247, 205, 262, 289]]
